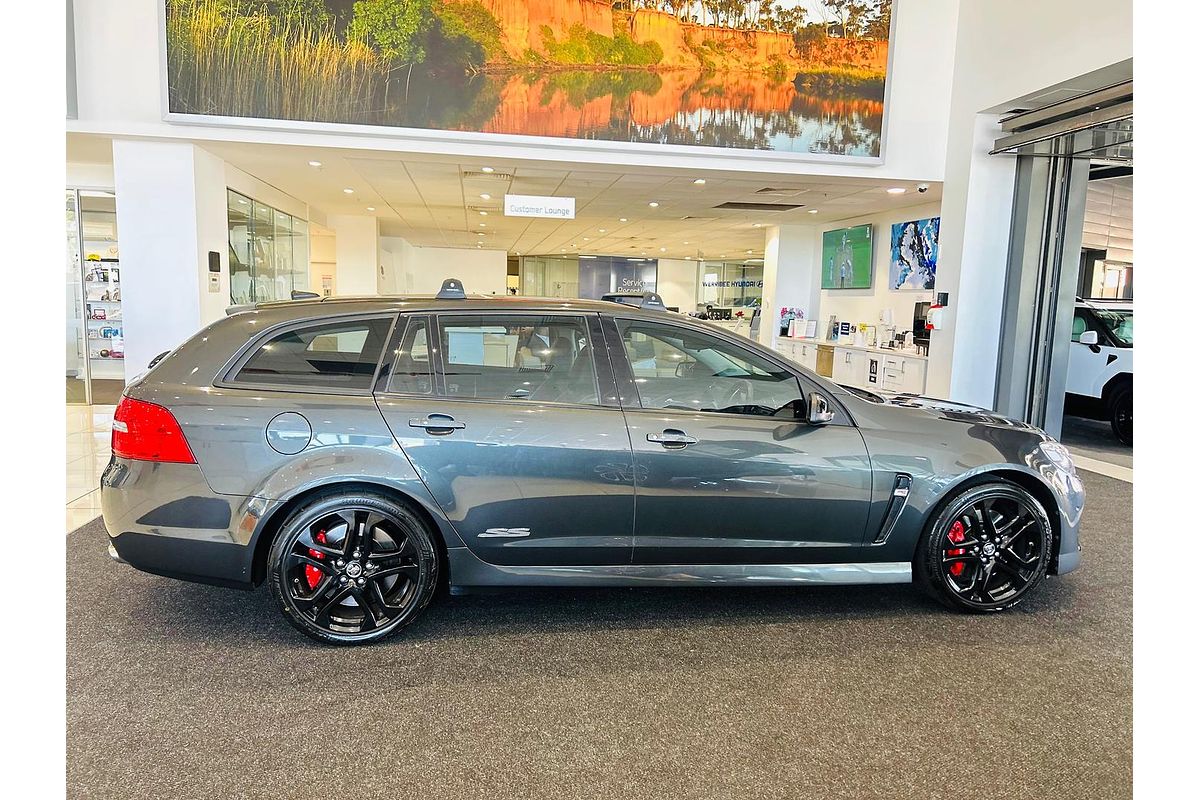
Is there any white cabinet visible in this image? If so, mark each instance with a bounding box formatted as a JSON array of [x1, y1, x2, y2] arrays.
[[878, 352, 927, 394], [774, 338, 820, 372], [832, 347, 870, 386], [831, 346, 927, 394]]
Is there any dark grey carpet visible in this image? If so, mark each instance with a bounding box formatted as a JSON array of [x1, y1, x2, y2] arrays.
[[1062, 415, 1133, 468], [67, 472, 1131, 799]]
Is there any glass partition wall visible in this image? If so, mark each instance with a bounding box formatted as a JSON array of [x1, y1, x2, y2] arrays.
[[698, 261, 765, 310], [228, 190, 309, 304]]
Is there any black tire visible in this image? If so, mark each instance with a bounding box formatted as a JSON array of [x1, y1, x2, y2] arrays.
[[1109, 383, 1132, 445], [268, 490, 439, 645], [915, 481, 1053, 613]]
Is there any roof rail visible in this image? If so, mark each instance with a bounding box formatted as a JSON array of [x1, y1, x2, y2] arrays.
[[437, 278, 466, 300], [291, 290, 321, 300], [600, 291, 668, 311]]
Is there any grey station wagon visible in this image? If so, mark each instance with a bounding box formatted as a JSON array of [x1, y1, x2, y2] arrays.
[[102, 281, 1084, 644]]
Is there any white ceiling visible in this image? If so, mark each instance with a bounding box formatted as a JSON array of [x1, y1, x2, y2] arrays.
[[69, 135, 943, 260], [1083, 175, 1133, 263]]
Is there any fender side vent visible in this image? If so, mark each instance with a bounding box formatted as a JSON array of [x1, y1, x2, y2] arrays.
[[874, 474, 912, 544]]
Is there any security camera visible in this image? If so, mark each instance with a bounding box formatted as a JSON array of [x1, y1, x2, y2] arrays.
[[917, 183, 930, 193]]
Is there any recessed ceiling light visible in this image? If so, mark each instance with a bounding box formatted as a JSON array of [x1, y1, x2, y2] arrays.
[[583, 237, 590, 241], [479, 211, 488, 216], [886, 187, 906, 194], [343, 188, 354, 194], [641, 251, 647, 255], [366, 206, 375, 211], [683, 241, 689, 245], [308, 160, 322, 168], [237, 199, 248, 205], [480, 193, 491, 200], [693, 178, 706, 185], [481, 166, 495, 173], [619, 218, 628, 222], [648, 201, 659, 208], [753, 223, 762, 228], [479, 223, 486, 227], [572, 243, 578, 248], [659, 247, 667, 252], [598, 228, 606, 233], [807, 208, 819, 214], [685, 256, 693, 260]]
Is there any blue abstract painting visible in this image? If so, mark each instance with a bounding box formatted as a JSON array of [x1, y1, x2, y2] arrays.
[[889, 217, 940, 290]]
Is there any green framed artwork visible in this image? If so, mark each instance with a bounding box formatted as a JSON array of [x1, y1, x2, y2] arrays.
[[822, 224, 874, 289]]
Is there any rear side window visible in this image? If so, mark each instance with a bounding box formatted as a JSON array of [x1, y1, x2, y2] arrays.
[[232, 316, 393, 391], [438, 314, 599, 405]]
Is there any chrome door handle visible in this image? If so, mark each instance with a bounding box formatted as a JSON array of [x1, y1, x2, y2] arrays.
[[647, 429, 697, 449], [408, 414, 466, 434]]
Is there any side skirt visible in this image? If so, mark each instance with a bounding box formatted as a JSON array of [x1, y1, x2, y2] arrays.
[[447, 548, 912, 588]]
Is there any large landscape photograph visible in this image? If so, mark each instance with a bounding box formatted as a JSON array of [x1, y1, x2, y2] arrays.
[[166, 0, 893, 155]]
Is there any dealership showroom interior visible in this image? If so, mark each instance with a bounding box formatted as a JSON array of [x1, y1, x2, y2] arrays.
[[8, 0, 1192, 795]]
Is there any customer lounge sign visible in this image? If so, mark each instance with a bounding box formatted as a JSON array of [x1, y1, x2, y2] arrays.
[[504, 195, 576, 220]]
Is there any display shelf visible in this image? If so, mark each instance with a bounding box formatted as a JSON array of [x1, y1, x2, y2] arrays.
[[83, 259, 124, 362]]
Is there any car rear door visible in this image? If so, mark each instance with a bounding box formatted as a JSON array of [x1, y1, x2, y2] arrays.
[[604, 315, 874, 565], [373, 311, 635, 566]]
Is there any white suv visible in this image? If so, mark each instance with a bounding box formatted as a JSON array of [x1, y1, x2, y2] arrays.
[[1065, 299, 1132, 444]]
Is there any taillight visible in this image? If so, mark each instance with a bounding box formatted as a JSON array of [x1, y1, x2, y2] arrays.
[[112, 396, 196, 464]]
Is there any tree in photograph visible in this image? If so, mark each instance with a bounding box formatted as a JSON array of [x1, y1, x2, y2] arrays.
[[863, 0, 892, 40], [821, 0, 869, 38], [349, 0, 433, 63]]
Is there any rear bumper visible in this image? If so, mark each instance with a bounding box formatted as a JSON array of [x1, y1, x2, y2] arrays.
[[101, 457, 264, 590]]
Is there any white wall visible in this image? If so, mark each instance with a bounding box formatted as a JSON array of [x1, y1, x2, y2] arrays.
[[327, 215, 380, 295], [816, 200, 941, 335], [380, 238, 508, 296], [656, 259, 698, 311], [928, 0, 1133, 406], [68, 0, 956, 183]]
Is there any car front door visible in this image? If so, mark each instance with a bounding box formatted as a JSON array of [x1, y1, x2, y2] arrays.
[[373, 312, 635, 566], [606, 316, 873, 565]]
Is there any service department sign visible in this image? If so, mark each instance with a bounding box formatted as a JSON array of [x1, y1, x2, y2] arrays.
[[504, 194, 575, 220]]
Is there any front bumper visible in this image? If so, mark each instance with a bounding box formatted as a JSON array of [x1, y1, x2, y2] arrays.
[[102, 457, 267, 589], [1050, 469, 1085, 576]]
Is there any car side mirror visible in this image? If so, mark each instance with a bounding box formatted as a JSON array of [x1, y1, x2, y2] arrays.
[[807, 392, 835, 425], [1079, 330, 1100, 349]]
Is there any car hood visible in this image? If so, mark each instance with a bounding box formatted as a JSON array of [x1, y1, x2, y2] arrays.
[[847, 388, 1047, 435]]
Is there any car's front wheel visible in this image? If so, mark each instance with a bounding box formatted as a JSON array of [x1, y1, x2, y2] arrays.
[[268, 490, 439, 645], [1109, 382, 1132, 445], [915, 482, 1053, 613]]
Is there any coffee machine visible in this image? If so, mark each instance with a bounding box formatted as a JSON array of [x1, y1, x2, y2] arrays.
[[912, 301, 932, 354]]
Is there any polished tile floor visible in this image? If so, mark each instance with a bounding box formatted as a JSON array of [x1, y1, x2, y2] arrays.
[[66, 404, 114, 532]]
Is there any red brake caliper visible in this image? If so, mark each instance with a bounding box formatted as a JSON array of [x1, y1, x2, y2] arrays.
[[305, 530, 327, 590], [947, 520, 966, 577]]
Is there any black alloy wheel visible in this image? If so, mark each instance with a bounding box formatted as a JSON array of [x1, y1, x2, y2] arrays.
[[268, 491, 439, 645], [1110, 383, 1133, 445], [916, 482, 1053, 613]]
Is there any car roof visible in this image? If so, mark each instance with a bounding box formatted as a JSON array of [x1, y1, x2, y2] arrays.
[[245, 294, 658, 316]]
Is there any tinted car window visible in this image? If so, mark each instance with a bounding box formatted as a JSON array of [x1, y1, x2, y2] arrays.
[[617, 319, 802, 416], [439, 315, 599, 405], [386, 317, 433, 394], [233, 316, 393, 390]]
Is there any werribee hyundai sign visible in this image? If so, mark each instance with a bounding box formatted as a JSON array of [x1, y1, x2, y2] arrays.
[[504, 194, 575, 220]]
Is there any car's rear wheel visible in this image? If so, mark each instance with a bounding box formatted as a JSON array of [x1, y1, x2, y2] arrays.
[[1109, 383, 1132, 445], [915, 482, 1053, 613], [268, 491, 439, 645]]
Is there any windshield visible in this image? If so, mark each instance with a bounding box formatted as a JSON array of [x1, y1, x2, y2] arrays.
[[1093, 307, 1133, 347]]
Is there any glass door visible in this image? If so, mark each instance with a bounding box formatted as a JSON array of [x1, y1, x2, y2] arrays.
[[65, 190, 88, 404], [67, 190, 126, 406]]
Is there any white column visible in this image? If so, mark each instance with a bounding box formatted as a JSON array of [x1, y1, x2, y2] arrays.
[[328, 215, 380, 295], [925, 113, 1017, 406], [655, 258, 698, 311], [760, 225, 820, 346], [112, 140, 229, 378]]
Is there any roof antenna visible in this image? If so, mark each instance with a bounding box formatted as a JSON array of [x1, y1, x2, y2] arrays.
[[437, 278, 466, 300]]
